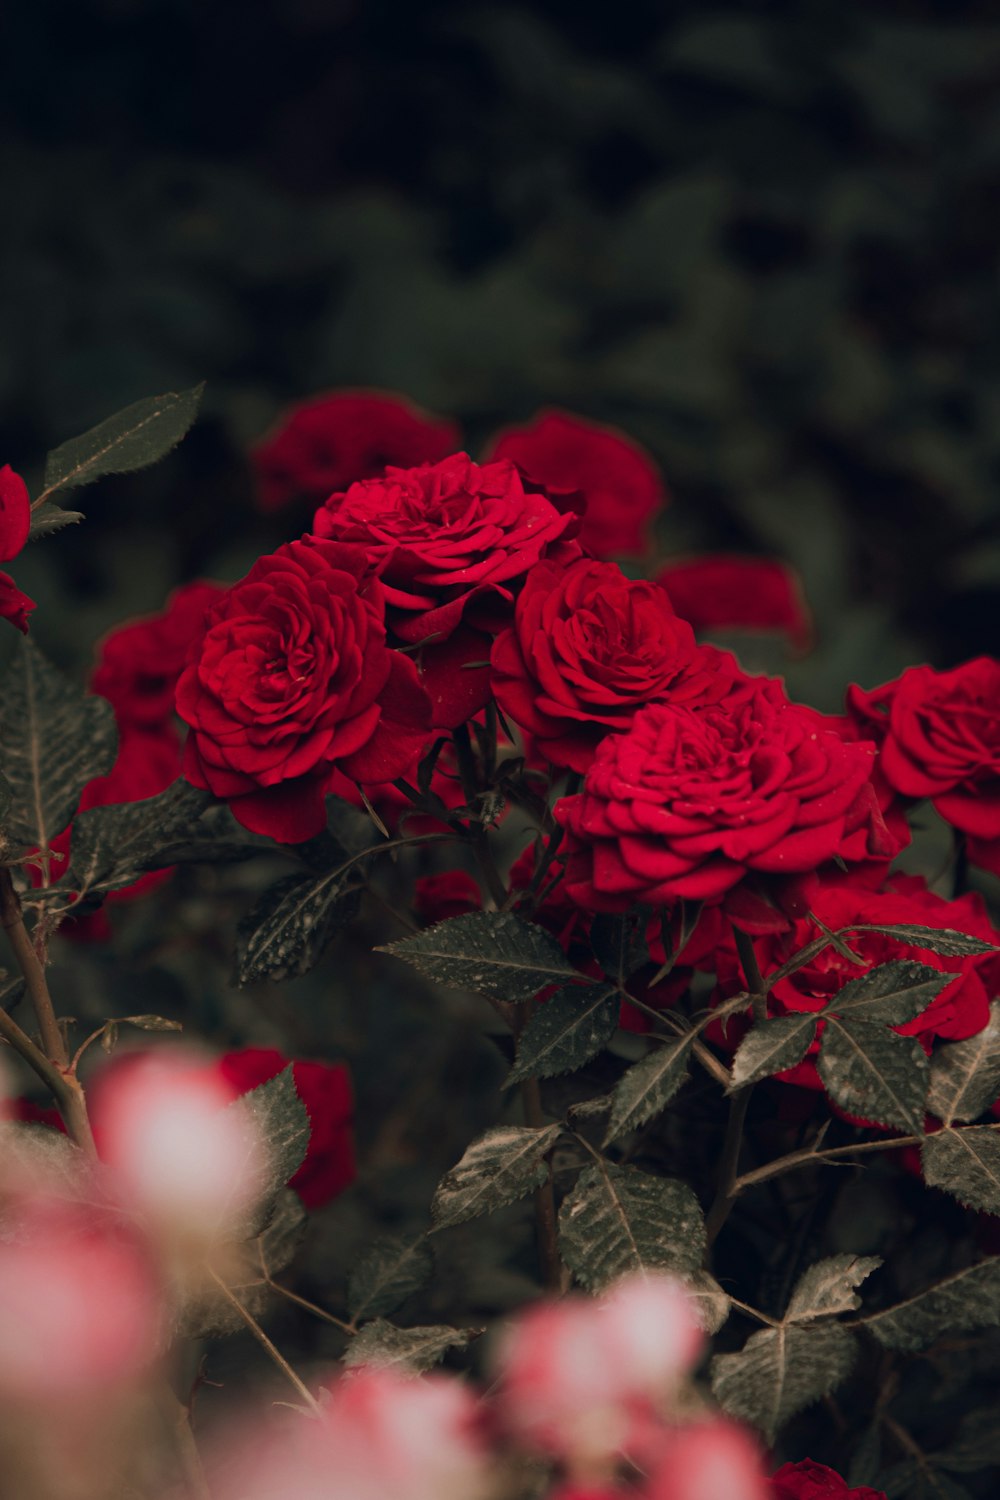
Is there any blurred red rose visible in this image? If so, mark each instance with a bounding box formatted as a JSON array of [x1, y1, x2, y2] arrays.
[[413, 870, 483, 925], [484, 408, 666, 558], [555, 682, 877, 914], [91, 580, 224, 732], [313, 453, 580, 727], [852, 658, 1000, 875], [176, 538, 431, 842], [216, 1047, 355, 1210], [0, 464, 35, 632], [771, 1459, 886, 1499], [252, 390, 460, 513], [492, 558, 740, 773], [657, 554, 812, 654]]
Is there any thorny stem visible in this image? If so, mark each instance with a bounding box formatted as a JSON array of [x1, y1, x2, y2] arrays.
[[733, 925, 767, 1024], [732, 1129, 930, 1193], [268, 1280, 357, 1337], [206, 1267, 323, 1417], [620, 993, 731, 1089]]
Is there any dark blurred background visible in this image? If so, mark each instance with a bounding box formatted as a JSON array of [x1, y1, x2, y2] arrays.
[[3, 0, 1000, 704]]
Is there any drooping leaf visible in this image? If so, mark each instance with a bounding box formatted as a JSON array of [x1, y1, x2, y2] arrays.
[[236, 870, 362, 985], [26, 502, 85, 542], [927, 1002, 1000, 1125], [347, 1236, 435, 1322], [56, 780, 216, 903], [343, 1319, 471, 1373], [507, 984, 619, 1085], [729, 1013, 818, 1089], [41, 384, 204, 497], [825, 960, 951, 1025], [848, 924, 998, 958], [922, 1127, 1000, 1215], [590, 911, 648, 985], [818, 1017, 929, 1132], [0, 639, 117, 851], [430, 1124, 562, 1231], [558, 1162, 706, 1289], [221, 1066, 311, 1241], [785, 1254, 882, 1322], [379, 912, 580, 1003], [710, 1323, 857, 1444], [603, 1032, 694, 1143], [863, 1258, 1000, 1352]]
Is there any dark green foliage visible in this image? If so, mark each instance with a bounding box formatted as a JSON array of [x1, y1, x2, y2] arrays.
[[41, 385, 204, 497], [507, 984, 620, 1085], [558, 1162, 706, 1288], [430, 1124, 561, 1231], [380, 912, 580, 1003], [347, 1236, 435, 1323]]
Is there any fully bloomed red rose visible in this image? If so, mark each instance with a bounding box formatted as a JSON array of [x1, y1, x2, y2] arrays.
[[720, 875, 1000, 1080], [555, 682, 877, 915], [657, 555, 813, 654], [0, 464, 35, 632], [92, 580, 224, 731], [851, 658, 1000, 876], [176, 538, 431, 842], [312, 453, 580, 726], [492, 558, 741, 773], [484, 408, 666, 559], [771, 1459, 886, 1500], [252, 390, 460, 513]]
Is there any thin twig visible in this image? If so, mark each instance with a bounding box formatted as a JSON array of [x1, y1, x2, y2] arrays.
[[732, 1130, 925, 1193], [0, 868, 66, 1065], [704, 1086, 752, 1247], [206, 1267, 322, 1416], [734, 926, 767, 1023], [268, 1280, 356, 1336]]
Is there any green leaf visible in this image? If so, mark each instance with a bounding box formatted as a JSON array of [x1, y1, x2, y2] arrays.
[[922, 1127, 1000, 1215], [679, 1269, 731, 1333], [730, 1013, 818, 1089], [0, 640, 117, 851], [558, 1162, 706, 1289], [347, 1236, 435, 1322], [430, 1124, 562, 1231], [785, 1254, 882, 1322], [27, 503, 85, 542], [379, 911, 580, 1003], [825, 960, 951, 1025], [935, 1408, 1000, 1475], [849, 924, 999, 958], [343, 1319, 471, 1373], [603, 1032, 694, 1143], [41, 384, 204, 497], [57, 780, 215, 903], [224, 1066, 310, 1240], [590, 911, 648, 984], [711, 1323, 857, 1444], [818, 1017, 929, 1132], [864, 1259, 1000, 1352], [927, 1002, 1000, 1125], [507, 983, 620, 1085], [236, 870, 362, 985], [877, 1460, 973, 1500]]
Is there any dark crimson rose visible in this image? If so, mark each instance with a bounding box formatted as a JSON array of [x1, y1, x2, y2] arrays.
[[92, 581, 224, 732], [492, 558, 740, 773], [252, 390, 460, 514], [176, 538, 431, 842], [771, 1459, 886, 1500], [555, 682, 877, 913], [313, 453, 580, 727], [851, 658, 1000, 877], [719, 875, 1000, 1090], [0, 465, 34, 632], [484, 408, 666, 559], [657, 554, 812, 654], [413, 870, 483, 925], [215, 1047, 355, 1210]]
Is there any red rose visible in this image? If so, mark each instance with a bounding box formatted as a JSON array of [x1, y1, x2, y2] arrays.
[[719, 875, 1000, 1089], [492, 558, 740, 773], [215, 1047, 355, 1210], [312, 453, 580, 727], [92, 580, 224, 732], [484, 408, 666, 558], [176, 538, 431, 842], [413, 870, 483, 925], [657, 554, 813, 654], [555, 682, 877, 913], [771, 1459, 886, 1500], [856, 658, 1000, 876], [0, 464, 34, 633], [252, 390, 460, 513]]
